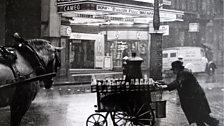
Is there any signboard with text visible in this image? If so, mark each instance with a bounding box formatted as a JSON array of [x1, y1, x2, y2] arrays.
[[96, 5, 154, 16], [189, 23, 199, 32], [57, 1, 183, 21], [57, 3, 96, 12]]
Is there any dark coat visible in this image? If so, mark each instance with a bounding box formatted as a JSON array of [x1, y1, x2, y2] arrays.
[[167, 70, 211, 124]]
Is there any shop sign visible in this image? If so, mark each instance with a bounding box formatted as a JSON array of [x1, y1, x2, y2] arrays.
[[104, 56, 113, 70], [96, 5, 153, 16], [132, 0, 154, 3], [60, 25, 72, 36], [189, 23, 199, 32], [57, 3, 97, 12], [159, 25, 169, 36], [162, 0, 171, 5], [58, 4, 81, 12], [149, 25, 169, 35], [133, 0, 171, 5], [95, 56, 104, 68], [70, 33, 101, 40]]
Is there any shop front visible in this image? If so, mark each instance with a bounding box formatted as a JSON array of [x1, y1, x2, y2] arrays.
[[104, 30, 149, 70], [69, 32, 105, 69], [56, 0, 184, 75]]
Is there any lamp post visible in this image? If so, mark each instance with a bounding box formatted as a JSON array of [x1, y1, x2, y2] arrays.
[[153, 0, 160, 31], [149, 0, 163, 80]]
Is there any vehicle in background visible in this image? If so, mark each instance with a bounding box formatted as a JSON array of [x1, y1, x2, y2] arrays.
[[162, 46, 216, 76]]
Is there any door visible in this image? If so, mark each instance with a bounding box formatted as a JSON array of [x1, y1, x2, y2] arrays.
[[70, 40, 95, 69]]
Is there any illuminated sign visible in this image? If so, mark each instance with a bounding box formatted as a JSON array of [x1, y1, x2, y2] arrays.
[[57, 3, 96, 12], [132, 0, 154, 3], [133, 0, 171, 5], [57, 2, 183, 22], [96, 5, 153, 16]]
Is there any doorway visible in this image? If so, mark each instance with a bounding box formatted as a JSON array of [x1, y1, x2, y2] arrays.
[[70, 40, 95, 69]]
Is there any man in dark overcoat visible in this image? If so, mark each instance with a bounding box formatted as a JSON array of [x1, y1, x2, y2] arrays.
[[161, 61, 219, 126], [125, 52, 143, 82]]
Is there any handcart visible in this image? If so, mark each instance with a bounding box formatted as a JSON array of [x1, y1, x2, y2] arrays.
[[86, 78, 166, 126]]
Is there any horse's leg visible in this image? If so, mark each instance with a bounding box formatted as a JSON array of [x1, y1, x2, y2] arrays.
[[10, 86, 33, 126]]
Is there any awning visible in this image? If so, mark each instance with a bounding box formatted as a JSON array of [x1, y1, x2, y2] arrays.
[[57, 0, 184, 25]]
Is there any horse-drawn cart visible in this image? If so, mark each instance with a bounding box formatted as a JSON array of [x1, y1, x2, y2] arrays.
[[86, 78, 166, 126]]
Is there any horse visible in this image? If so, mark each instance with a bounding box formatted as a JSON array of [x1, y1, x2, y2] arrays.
[[0, 38, 62, 126]]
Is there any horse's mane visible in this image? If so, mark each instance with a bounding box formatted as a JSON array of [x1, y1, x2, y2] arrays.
[[26, 39, 54, 52], [26, 39, 55, 62]]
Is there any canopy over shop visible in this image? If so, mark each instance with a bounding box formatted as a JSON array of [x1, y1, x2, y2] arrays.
[[57, 0, 184, 70]]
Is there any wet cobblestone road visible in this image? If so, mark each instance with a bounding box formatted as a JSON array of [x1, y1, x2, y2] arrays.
[[0, 72, 223, 126]]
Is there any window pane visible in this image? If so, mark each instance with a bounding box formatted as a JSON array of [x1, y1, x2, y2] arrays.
[[163, 53, 168, 58], [170, 53, 176, 57]]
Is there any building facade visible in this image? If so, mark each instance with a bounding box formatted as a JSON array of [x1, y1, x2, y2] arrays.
[[162, 0, 224, 65], [0, 0, 223, 82], [56, 0, 184, 81]]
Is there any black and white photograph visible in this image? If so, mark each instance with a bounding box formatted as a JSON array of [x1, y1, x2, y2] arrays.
[[0, 0, 223, 126]]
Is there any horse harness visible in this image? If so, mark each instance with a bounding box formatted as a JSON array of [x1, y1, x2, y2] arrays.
[[0, 42, 58, 83]]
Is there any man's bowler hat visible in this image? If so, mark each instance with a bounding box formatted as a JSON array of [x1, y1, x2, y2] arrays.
[[170, 60, 184, 70]]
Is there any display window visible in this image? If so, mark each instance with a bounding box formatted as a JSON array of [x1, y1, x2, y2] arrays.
[[106, 40, 148, 68], [69, 40, 95, 68]]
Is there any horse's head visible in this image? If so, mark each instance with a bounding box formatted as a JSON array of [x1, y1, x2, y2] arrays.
[[27, 39, 63, 89]]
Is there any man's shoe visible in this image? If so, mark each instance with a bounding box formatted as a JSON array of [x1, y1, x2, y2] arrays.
[[212, 118, 219, 126]]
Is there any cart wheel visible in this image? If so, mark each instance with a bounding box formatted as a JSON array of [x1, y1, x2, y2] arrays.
[[111, 104, 155, 126], [86, 113, 108, 126]]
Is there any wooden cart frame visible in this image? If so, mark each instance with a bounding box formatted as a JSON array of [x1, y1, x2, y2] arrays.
[[86, 79, 166, 126]]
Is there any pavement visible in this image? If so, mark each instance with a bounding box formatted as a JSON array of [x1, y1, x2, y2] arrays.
[[0, 67, 223, 126]]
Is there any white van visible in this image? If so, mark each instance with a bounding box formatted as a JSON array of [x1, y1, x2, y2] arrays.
[[162, 47, 208, 74]]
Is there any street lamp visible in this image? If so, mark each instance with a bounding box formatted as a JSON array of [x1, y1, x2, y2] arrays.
[[153, 0, 160, 31]]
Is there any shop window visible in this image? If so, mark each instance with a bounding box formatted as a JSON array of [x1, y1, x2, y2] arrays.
[[106, 40, 147, 68], [69, 40, 95, 69]]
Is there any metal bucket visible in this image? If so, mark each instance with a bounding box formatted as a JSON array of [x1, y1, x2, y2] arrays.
[[150, 91, 162, 101], [155, 101, 166, 118]]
